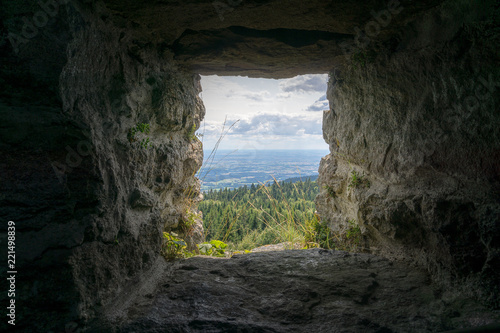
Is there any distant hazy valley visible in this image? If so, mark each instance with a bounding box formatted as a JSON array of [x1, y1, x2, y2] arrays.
[[198, 149, 328, 191]]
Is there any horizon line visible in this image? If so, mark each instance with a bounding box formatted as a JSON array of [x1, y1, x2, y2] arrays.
[[202, 148, 330, 151]]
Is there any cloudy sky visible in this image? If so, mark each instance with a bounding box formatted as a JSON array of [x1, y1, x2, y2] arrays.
[[197, 74, 330, 151]]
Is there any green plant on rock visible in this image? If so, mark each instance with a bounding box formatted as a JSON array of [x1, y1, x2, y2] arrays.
[[305, 217, 334, 249], [128, 123, 151, 148], [323, 185, 336, 198], [139, 137, 151, 149], [187, 124, 197, 142], [348, 170, 370, 189], [181, 208, 198, 231], [346, 219, 361, 245], [174, 209, 201, 250], [136, 123, 150, 134], [349, 170, 362, 188], [197, 239, 228, 257], [161, 232, 188, 260], [299, 219, 320, 249], [333, 219, 362, 252], [304, 217, 362, 252]]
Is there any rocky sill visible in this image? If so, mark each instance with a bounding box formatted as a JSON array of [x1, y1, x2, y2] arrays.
[[96, 249, 499, 332]]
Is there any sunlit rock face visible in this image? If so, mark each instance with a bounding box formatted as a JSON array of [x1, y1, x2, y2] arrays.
[[58, 18, 205, 322], [315, 0, 500, 308], [0, 0, 498, 331]]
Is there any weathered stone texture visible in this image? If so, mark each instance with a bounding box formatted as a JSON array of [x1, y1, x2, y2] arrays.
[[316, 0, 500, 308], [0, 0, 498, 331], [109, 250, 499, 332], [1, 2, 203, 331]]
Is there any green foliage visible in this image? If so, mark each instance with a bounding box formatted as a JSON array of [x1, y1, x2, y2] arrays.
[[199, 177, 364, 253], [197, 239, 228, 257], [187, 124, 197, 142], [237, 230, 262, 250], [161, 232, 188, 260], [199, 179, 320, 250], [136, 123, 150, 134], [348, 170, 370, 189], [128, 123, 151, 149], [304, 218, 362, 252], [184, 209, 197, 227], [178, 208, 200, 239], [231, 249, 252, 255], [346, 220, 361, 243], [349, 170, 362, 188], [306, 217, 334, 249], [337, 220, 362, 252], [139, 137, 151, 149]]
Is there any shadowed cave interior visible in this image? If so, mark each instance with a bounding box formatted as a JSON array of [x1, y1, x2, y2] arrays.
[[0, 0, 499, 332]]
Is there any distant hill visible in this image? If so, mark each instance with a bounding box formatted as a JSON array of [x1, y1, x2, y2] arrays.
[[199, 150, 327, 191]]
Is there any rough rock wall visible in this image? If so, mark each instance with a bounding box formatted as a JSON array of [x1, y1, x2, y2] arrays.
[[99, 0, 443, 78], [60, 13, 205, 322], [1, 2, 204, 331], [316, 0, 500, 307], [1, 2, 82, 331], [1, 0, 499, 330]]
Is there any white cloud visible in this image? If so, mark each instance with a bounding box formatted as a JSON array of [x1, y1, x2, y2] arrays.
[[279, 74, 328, 93], [276, 92, 292, 99], [226, 90, 271, 102], [198, 75, 330, 150], [201, 113, 322, 138], [306, 95, 329, 112]]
